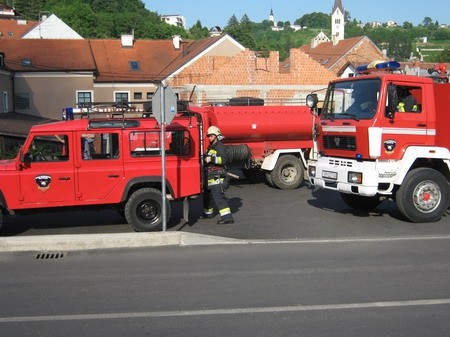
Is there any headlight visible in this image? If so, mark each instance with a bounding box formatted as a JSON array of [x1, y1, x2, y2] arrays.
[[308, 165, 316, 177], [348, 172, 362, 184], [306, 94, 318, 109]]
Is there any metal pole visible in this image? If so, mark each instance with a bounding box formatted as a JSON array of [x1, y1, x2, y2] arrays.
[[160, 84, 167, 231]]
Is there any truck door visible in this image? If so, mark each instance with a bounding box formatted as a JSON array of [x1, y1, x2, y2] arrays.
[[128, 129, 201, 197], [165, 129, 202, 196], [388, 84, 429, 146], [76, 132, 124, 201], [19, 133, 76, 205]]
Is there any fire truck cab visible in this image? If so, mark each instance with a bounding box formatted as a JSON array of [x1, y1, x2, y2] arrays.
[[307, 61, 450, 223]]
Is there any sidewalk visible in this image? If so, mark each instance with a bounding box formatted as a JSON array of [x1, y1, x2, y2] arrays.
[[0, 232, 245, 253]]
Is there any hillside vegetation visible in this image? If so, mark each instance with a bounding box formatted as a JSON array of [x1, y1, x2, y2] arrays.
[[7, 0, 450, 62]]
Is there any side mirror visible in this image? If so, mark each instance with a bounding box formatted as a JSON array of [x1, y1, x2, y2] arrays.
[[386, 83, 398, 120], [23, 152, 33, 164]]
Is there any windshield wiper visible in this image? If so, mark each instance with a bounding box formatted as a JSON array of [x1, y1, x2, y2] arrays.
[[338, 113, 360, 121]]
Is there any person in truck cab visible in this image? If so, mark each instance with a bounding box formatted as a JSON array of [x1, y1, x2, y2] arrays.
[[82, 133, 96, 159], [200, 126, 235, 225], [346, 86, 378, 117], [397, 87, 418, 112]]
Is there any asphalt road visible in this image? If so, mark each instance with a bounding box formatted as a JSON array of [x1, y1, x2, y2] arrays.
[[1, 238, 450, 337], [2, 177, 450, 240]]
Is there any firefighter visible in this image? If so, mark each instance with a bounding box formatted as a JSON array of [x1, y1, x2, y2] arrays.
[[200, 126, 235, 224], [397, 88, 418, 112]]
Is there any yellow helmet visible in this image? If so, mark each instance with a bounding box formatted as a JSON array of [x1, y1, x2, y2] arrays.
[[206, 126, 221, 136]]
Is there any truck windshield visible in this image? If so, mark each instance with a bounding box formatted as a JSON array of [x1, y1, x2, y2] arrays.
[[321, 78, 381, 120]]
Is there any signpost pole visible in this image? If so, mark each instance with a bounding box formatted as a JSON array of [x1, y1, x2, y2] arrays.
[[160, 84, 167, 232], [152, 83, 177, 232]]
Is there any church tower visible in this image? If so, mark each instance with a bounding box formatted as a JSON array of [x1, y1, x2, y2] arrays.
[[269, 8, 275, 24], [331, 0, 345, 44]]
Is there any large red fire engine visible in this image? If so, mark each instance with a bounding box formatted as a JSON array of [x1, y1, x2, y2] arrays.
[[307, 61, 450, 223], [0, 101, 313, 231]]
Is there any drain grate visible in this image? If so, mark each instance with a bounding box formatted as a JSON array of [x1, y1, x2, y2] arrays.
[[35, 252, 67, 260]]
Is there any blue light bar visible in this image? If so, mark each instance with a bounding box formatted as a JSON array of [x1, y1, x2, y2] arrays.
[[357, 61, 401, 73]]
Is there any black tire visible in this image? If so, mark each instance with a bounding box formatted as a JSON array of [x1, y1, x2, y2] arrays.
[[269, 155, 303, 190], [340, 193, 382, 210], [265, 172, 274, 187], [124, 188, 171, 232], [396, 168, 449, 223], [0, 211, 3, 232]]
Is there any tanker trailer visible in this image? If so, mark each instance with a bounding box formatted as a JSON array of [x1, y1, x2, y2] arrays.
[[191, 104, 314, 190]]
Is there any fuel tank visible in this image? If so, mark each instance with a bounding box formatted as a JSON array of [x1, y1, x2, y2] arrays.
[[192, 105, 313, 143]]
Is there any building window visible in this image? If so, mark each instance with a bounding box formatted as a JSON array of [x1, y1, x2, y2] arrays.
[[77, 91, 93, 108], [134, 92, 143, 100], [147, 92, 154, 99], [115, 92, 129, 104], [15, 93, 30, 109]]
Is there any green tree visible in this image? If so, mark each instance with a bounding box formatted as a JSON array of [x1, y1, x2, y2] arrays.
[[438, 49, 450, 62], [189, 20, 210, 39], [226, 15, 239, 29], [402, 22, 413, 29], [295, 12, 330, 29], [422, 17, 433, 27], [224, 14, 257, 49], [14, 0, 45, 20], [386, 32, 412, 61]]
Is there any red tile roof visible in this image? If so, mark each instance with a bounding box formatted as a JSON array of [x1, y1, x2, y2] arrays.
[[1, 39, 96, 71], [0, 34, 230, 81], [300, 36, 385, 71], [87, 35, 225, 82], [0, 19, 37, 39]]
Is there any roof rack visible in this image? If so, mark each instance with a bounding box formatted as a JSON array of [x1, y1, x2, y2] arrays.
[[62, 101, 150, 120]]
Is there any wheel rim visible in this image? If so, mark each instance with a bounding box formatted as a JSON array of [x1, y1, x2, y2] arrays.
[[413, 180, 441, 213], [136, 200, 160, 223], [280, 165, 298, 183]]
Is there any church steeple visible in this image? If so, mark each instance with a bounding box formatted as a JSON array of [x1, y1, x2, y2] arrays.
[[269, 8, 275, 23], [331, 0, 345, 44], [332, 0, 344, 14]]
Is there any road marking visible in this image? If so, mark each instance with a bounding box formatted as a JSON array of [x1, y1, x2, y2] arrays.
[[2, 298, 450, 323], [244, 235, 450, 245]]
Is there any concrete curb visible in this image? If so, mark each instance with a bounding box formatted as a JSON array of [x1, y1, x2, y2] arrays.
[[0, 232, 246, 253]]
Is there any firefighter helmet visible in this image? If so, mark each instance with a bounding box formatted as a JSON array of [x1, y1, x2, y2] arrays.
[[207, 126, 221, 136]]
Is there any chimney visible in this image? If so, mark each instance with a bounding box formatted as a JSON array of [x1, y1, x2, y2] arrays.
[[173, 35, 182, 50], [121, 30, 134, 47], [332, 35, 339, 46]]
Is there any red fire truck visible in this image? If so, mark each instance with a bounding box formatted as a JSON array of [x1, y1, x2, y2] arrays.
[[306, 61, 450, 223], [0, 101, 313, 231], [190, 104, 313, 190]]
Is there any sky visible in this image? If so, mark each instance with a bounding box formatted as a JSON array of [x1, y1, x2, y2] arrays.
[[143, 0, 450, 29]]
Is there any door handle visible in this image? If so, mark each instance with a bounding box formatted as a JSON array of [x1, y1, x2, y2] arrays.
[[417, 123, 426, 127], [59, 177, 71, 181], [108, 174, 120, 178]]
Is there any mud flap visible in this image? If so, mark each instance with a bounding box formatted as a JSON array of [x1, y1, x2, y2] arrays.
[[182, 197, 189, 222]]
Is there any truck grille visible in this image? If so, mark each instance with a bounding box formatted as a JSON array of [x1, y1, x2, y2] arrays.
[[323, 136, 356, 151], [328, 159, 353, 167]]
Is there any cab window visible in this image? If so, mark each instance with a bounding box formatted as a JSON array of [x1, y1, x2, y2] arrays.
[[26, 134, 68, 162], [81, 133, 119, 160], [130, 130, 191, 157], [396, 86, 422, 113]]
